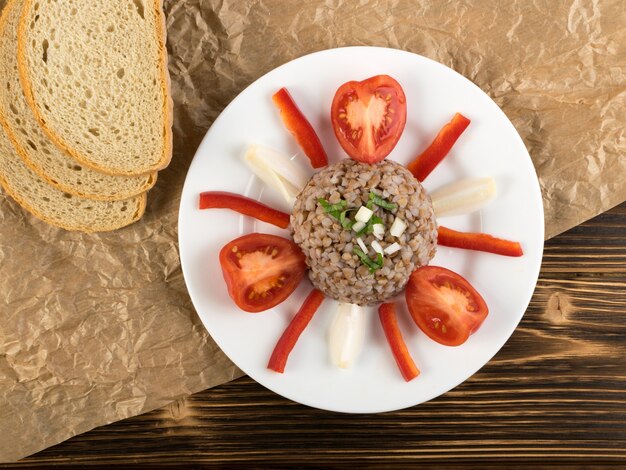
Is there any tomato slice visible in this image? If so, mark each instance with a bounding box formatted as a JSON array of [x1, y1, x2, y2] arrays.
[[219, 233, 307, 313], [331, 75, 407, 163], [405, 266, 488, 346]]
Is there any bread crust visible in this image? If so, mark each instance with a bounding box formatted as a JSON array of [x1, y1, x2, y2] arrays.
[[0, 1, 148, 231], [156, 0, 174, 176], [0, 168, 147, 232], [0, 0, 158, 200], [16, 0, 173, 177]]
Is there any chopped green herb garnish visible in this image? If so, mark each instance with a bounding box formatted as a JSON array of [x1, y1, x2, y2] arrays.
[[367, 216, 383, 234], [339, 208, 356, 229], [318, 198, 347, 213], [353, 246, 384, 273], [369, 192, 397, 211], [318, 198, 347, 220], [354, 215, 383, 237]]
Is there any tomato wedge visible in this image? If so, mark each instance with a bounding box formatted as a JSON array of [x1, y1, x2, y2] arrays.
[[407, 113, 471, 181], [219, 233, 307, 313], [272, 87, 328, 169], [378, 303, 420, 382], [331, 75, 407, 163], [268, 289, 325, 373], [405, 266, 488, 346]]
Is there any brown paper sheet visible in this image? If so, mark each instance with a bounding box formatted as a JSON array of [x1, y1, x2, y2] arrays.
[[1, 0, 624, 462]]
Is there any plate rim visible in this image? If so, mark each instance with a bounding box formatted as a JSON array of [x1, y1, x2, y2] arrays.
[[178, 45, 545, 413]]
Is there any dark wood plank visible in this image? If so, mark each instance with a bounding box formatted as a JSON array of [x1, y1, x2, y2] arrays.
[[7, 202, 626, 466]]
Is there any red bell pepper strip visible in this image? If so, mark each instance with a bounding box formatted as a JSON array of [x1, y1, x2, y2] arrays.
[[199, 191, 290, 229], [438, 226, 524, 257], [268, 289, 325, 373], [407, 113, 471, 182], [378, 303, 420, 382], [272, 87, 329, 169]]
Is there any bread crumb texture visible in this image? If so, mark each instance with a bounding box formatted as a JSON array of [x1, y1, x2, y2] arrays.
[[18, 0, 171, 175], [0, 0, 156, 199]]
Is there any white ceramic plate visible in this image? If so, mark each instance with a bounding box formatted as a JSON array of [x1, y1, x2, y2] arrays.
[[178, 46, 544, 413]]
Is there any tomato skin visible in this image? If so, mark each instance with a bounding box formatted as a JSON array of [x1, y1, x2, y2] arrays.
[[331, 75, 407, 163], [219, 233, 307, 313], [405, 266, 488, 346]]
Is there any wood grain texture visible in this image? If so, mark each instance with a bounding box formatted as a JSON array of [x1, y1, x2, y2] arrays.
[[6, 202, 626, 467]]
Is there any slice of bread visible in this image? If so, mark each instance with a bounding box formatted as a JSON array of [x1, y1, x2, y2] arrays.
[[0, 0, 157, 201], [17, 0, 172, 176], [0, 123, 146, 232]]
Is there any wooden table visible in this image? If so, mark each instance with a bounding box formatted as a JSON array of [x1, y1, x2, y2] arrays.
[[7, 203, 626, 467]]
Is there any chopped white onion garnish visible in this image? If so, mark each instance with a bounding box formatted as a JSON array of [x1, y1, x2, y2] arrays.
[[355, 206, 374, 223], [328, 303, 366, 369], [372, 223, 385, 240], [373, 223, 385, 234], [352, 221, 366, 233], [389, 217, 407, 237], [243, 144, 310, 206], [356, 237, 367, 253], [384, 242, 401, 255], [431, 177, 497, 217], [371, 240, 384, 254]]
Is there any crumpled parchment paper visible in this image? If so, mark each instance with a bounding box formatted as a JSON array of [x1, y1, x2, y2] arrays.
[[1, 0, 624, 462]]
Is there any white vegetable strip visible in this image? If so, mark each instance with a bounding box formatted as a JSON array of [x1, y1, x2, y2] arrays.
[[243, 144, 310, 205], [389, 217, 407, 237], [356, 237, 368, 253], [371, 240, 384, 254], [431, 177, 497, 217], [328, 303, 366, 369], [384, 242, 401, 255], [355, 206, 374, 223]]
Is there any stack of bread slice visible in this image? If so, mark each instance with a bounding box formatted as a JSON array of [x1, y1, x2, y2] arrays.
[[0, 0, 172, 232]]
